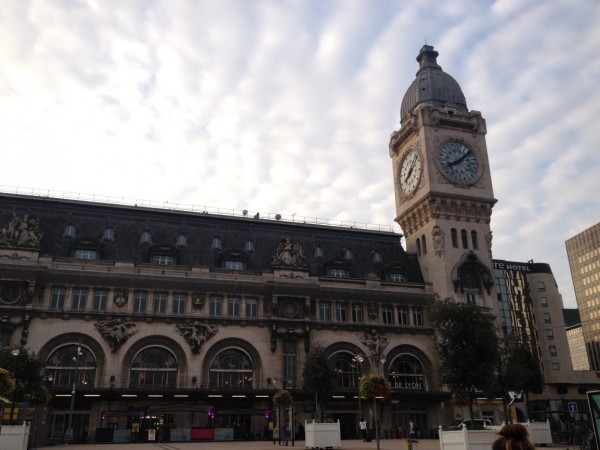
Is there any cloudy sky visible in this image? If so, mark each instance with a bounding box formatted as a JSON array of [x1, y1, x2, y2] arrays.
[[1, 0, 599, 309]]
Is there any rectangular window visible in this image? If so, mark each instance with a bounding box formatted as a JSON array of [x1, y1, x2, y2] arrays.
[[552, 362, 560, 370], [224, 260, 246, 270], [546, 329, 554, 340], [412, 306, 424, 326], [328, 268, 349, 278], [209, 295, 222, 316], [549, 346, 558, 357], [319, 301, 331, 321], [246, 298, 258, 318], [352, 303, 363, 323], [336, 302, 347, 322], [71, 288, 87, 310], [50, 287, 66, 309], [173, 293, 186, 315], [133, 292, 147, 313], [398, 306, 409, 325], [382, 305, 394, 325], [387, 273, 406, 282], [540, 297, 548, 307], [543, 313, 551, 323], [228, 297, 240, 317], [537, 281, 546, 291], [283, 340, 297, 388], [152, 255, 174, 265], [153, 292, 167, 313], [93, 289, 108, 311]]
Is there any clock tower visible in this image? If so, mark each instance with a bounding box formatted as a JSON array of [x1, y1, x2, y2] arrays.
[[390, 45, 497, 310]]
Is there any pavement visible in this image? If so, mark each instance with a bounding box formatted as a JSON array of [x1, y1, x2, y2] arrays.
[[35, 439, 572, 450]]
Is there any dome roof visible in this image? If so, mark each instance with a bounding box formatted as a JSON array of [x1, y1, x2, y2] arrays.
[[400, 45, 467, 119]]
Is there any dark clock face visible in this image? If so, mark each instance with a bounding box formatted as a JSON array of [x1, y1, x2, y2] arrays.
[[1, 285, 21, 304], [438, 141, 479, 182]]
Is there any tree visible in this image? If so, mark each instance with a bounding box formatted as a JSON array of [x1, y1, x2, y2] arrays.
[[430, 299, 500, 422], [0, 348, 50, 408], [301, 344, 337, 421]]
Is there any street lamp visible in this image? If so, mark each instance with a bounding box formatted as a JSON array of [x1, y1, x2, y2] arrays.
[[9, 348, 20, 424], [65, 344, 82, 443], [352, 355, 364, 420]]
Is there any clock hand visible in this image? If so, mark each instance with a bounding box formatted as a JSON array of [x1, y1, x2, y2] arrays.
[[404, 165, 414, 183], [449, 151, 470, 166]]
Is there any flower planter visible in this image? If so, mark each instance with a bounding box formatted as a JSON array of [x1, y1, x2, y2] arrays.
[[439, 425, 497, 450], [304, 420, 341, 449]]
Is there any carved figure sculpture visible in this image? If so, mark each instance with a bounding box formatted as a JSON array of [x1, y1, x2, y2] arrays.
[[176, 321, 218, 354], [95, 318, 137, 353], [0, 213, 42, 248], [432, 225, 445, 257], [272, 237, 305, 268]]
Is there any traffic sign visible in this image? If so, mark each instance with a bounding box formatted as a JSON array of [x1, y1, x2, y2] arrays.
[[568, 402, 578, 413]]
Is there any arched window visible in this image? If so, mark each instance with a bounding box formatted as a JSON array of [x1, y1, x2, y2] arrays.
[[372, 252, 382, 263], [314, 246, 324, 258], [140, 230, 152, 244], [343, 248, 353, 260], [129, 347, 177, 388], [388, 354, 426, 391], [45, 344, 96, 388], [421, 235, 427, 254], [176, 233, 188, 247], [461, 229, 468, 249], [244, 240, 255, 253], [209, 348, 253, 389], [471, 230, 478, 250], [211, 237, 222, 250], [416, 239, 421, 257], [451, 229, 458, 248], [330, 352, 360, 389], [63, 223, 76, 238]]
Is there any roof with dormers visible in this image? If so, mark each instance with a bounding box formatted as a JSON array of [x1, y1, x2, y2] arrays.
[[400, 45, 467, 119]]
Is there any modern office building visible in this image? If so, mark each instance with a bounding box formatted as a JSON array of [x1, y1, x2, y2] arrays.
[[1, 45, 598, 446], [566, 222, 600, 370]]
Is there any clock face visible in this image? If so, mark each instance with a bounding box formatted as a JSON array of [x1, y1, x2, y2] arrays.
[[438, 141, 479, 182], [399, 150, 422, 195]]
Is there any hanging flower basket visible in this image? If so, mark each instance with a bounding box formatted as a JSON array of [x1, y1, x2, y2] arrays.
[[0, 367, 16, 397], [272, 389, 293, 407], [25, 385, 51, 405], [359, 374, 391, 401]]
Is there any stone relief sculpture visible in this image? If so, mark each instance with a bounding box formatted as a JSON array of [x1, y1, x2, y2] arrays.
[[113, 289, 129, 308], [95, 318, 137, 353], [485, 231, 493, 257], [272, 237, 305, 268], [360, 329, 389, 360], [191, 292, 205, 311], [176, 321, 218, 354], [432, 225, 445, 257], [367, 303, 379, 320], [0, 213, 42, 248]]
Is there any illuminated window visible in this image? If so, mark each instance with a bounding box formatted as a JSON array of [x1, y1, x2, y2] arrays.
[[45, 345, 96, 388], [209, 348, 253, 389], [130, 347, 177, 388]]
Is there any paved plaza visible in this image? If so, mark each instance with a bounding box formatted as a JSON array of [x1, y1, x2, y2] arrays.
[[36, 439, 571, 450]]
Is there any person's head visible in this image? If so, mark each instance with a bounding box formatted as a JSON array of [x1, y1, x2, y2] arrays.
[[492, 424, 534, 450]]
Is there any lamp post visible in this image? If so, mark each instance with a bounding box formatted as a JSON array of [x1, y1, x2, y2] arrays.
[[352, 354, 364, 434], [9, 348, 20, 424], [65, 344, 82, 443]]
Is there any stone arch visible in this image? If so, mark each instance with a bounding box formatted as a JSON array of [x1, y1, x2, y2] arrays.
[[38, 332, 107, 387], [121, 335, 188, 388], [384, 344, 434, 391], [202, 338, 262, 389]]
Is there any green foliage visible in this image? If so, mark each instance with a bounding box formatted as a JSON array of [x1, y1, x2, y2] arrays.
[[430, 299, 500, 400], [272, 389, 293, 407], [0, 348, 50, 405], [301, 344, 337, 401], [359, 374, 391, 401], [501, 342, 544, 394], [0, 367, 16, 397]]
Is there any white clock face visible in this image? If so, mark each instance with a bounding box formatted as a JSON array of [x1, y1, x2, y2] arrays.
[[438, 141, 479, 182], [399, 150, 422, 195]]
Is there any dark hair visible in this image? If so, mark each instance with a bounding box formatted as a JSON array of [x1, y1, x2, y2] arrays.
[[492, 424, 534, 450]]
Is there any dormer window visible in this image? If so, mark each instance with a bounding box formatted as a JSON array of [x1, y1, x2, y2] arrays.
[[328, 268, 349, 278], [386, 273, 406, 282], [102, 227, 114, 241], [211, 237, 222, 250], [244, 240, 255, 253], [224, 260, 246, 270], [372, 252, 382, 263], [140, 230, 152, 244], [152, 255, 175, 266], [74, 249, 98, 260], [176, 233, 188, 247], [314, 246, 324, 258], [343, 249, 353, 260], [63, 224, 76, 238]]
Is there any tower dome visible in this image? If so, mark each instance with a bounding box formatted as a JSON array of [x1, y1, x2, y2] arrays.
[[400, 45, 467, 119]]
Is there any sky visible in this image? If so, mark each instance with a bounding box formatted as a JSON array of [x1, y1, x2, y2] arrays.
[[1, 0, 599, 309]]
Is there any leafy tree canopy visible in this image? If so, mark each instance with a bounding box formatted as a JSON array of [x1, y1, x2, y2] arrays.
[[430, 299, 500, 399], [502, 342, 544, 394], [301, 344, 337, 400], [0, 347, 50, 405]]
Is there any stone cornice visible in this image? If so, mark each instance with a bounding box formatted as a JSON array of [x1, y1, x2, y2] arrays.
[[396, 194, 496, 236]]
